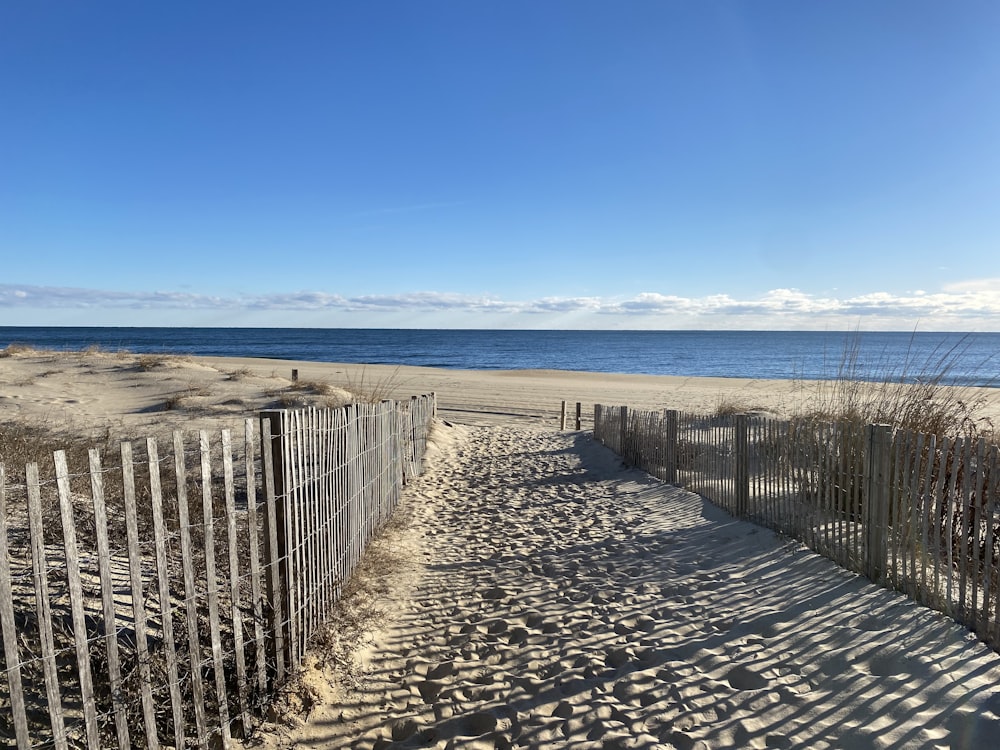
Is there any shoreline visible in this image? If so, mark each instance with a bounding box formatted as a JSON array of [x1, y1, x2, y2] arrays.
[[3, 327, 998, 390]]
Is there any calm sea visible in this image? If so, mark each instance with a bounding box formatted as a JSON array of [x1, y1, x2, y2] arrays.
[[1, 327, 998, 387]]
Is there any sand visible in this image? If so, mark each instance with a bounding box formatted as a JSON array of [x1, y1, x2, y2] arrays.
[[3, 348, 1000, 748], [4, 349, 999, 433]]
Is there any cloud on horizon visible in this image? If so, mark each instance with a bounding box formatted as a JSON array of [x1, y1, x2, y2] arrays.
[[2, 283, 999, 329]]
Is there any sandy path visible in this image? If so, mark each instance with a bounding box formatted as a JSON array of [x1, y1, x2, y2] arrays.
[[258, 424, 1000, 750]]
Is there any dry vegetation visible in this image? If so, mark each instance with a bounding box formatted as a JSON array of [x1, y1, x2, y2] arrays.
[[341, 365, 408, 404], [791, 333, 996, 441], [0, 342, 43, 358], [707, 333, 997, 443]]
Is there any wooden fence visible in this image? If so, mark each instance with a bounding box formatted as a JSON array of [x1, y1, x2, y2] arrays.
[[594, 404, 1000, 649], [0, 394, 436, 749]]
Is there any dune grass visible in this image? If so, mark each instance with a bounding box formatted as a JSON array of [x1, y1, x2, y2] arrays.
[[342, 365, 407, 404], [793, 331, 996, 441]]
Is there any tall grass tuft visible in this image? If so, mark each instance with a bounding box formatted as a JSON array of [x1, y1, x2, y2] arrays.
[[796, 330, 996, 441], [342, 366, 407, 404]]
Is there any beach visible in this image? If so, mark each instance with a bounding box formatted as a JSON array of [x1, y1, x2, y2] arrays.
[[4, 348, 999, 434], [3, 349, 1000, 748]]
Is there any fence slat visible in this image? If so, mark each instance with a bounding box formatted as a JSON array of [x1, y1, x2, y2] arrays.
[[285, 410, 302, 666], [260, 416, 286, 682], [984, 445, 1000, 649], [86, 450, 130, 750], [199, 431, 233, 748], [945, 439, 961, 615], [971, 438, 986, 637], [53, 452, 101, 748], [931, 438, 948, 606], [147, 437, 187, 750], [958, 439, 973, 619], [174, 430, 209, 748], [121, 442, 161, 750], [0, 466, 31, 750], [26, 462, 69, 750], [223, 429, 251, 736], [907, 432, 924, 601], [921, 435, 937, 606], [244, 418, 268, 699]]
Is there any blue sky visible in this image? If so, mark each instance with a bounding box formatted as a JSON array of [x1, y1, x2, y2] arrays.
[[2, 1, 998, 330]]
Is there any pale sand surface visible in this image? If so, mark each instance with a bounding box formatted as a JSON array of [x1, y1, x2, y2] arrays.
[[3, 350, 999, 432], [3, 350, 1000, 748]]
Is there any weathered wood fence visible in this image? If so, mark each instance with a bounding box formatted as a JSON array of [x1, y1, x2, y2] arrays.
[[594, 404, 1000, 649], [0, 394, 436, 749]]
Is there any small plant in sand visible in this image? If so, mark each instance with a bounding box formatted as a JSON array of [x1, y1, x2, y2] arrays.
[[266, 378, 351, 410], [287, 378, 339, 396], [0, 342, 40, 358], [134, 352, 193, 371], [225, 366, 254, 381], [342, 366, 406, 404], [161, 383, 211, 411], [136, 353, 172, 371], [712, 395, 769, 418]]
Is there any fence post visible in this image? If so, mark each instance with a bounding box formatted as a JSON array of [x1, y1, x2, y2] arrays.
[[560, 401, 567, 430], [865, 424, 892, 585], [259, 410, 291, 678], [735, 415, 749, 516], [410, 396, 422, 475], [575, 402, 582, 431], [663, 410, 678, 483], [619, 406, 629, 463]]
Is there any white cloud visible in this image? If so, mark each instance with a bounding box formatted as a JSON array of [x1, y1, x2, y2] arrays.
[[3, 283, 1000, 330], [942, 278, 1000, 293]]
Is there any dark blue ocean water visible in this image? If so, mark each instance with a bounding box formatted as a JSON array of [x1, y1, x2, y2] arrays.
[[1, 327, 998, 387]]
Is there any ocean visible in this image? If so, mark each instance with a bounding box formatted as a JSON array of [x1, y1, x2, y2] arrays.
[[1, 327, 997, 387]]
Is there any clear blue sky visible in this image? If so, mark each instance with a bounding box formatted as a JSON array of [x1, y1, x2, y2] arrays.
[[2, 1, 998, 330]]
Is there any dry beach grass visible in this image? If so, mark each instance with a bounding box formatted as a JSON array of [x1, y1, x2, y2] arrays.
[[2, 348, 1000, 748]]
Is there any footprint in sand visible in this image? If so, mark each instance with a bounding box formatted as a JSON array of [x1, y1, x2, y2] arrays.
[[725, 664, 771, 691], [613, 614, 657, 634], [847, 614, 890, 632], [863, 650, 917, 678], [426, 660, 456, 678], [416, 679, 444, 703]]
